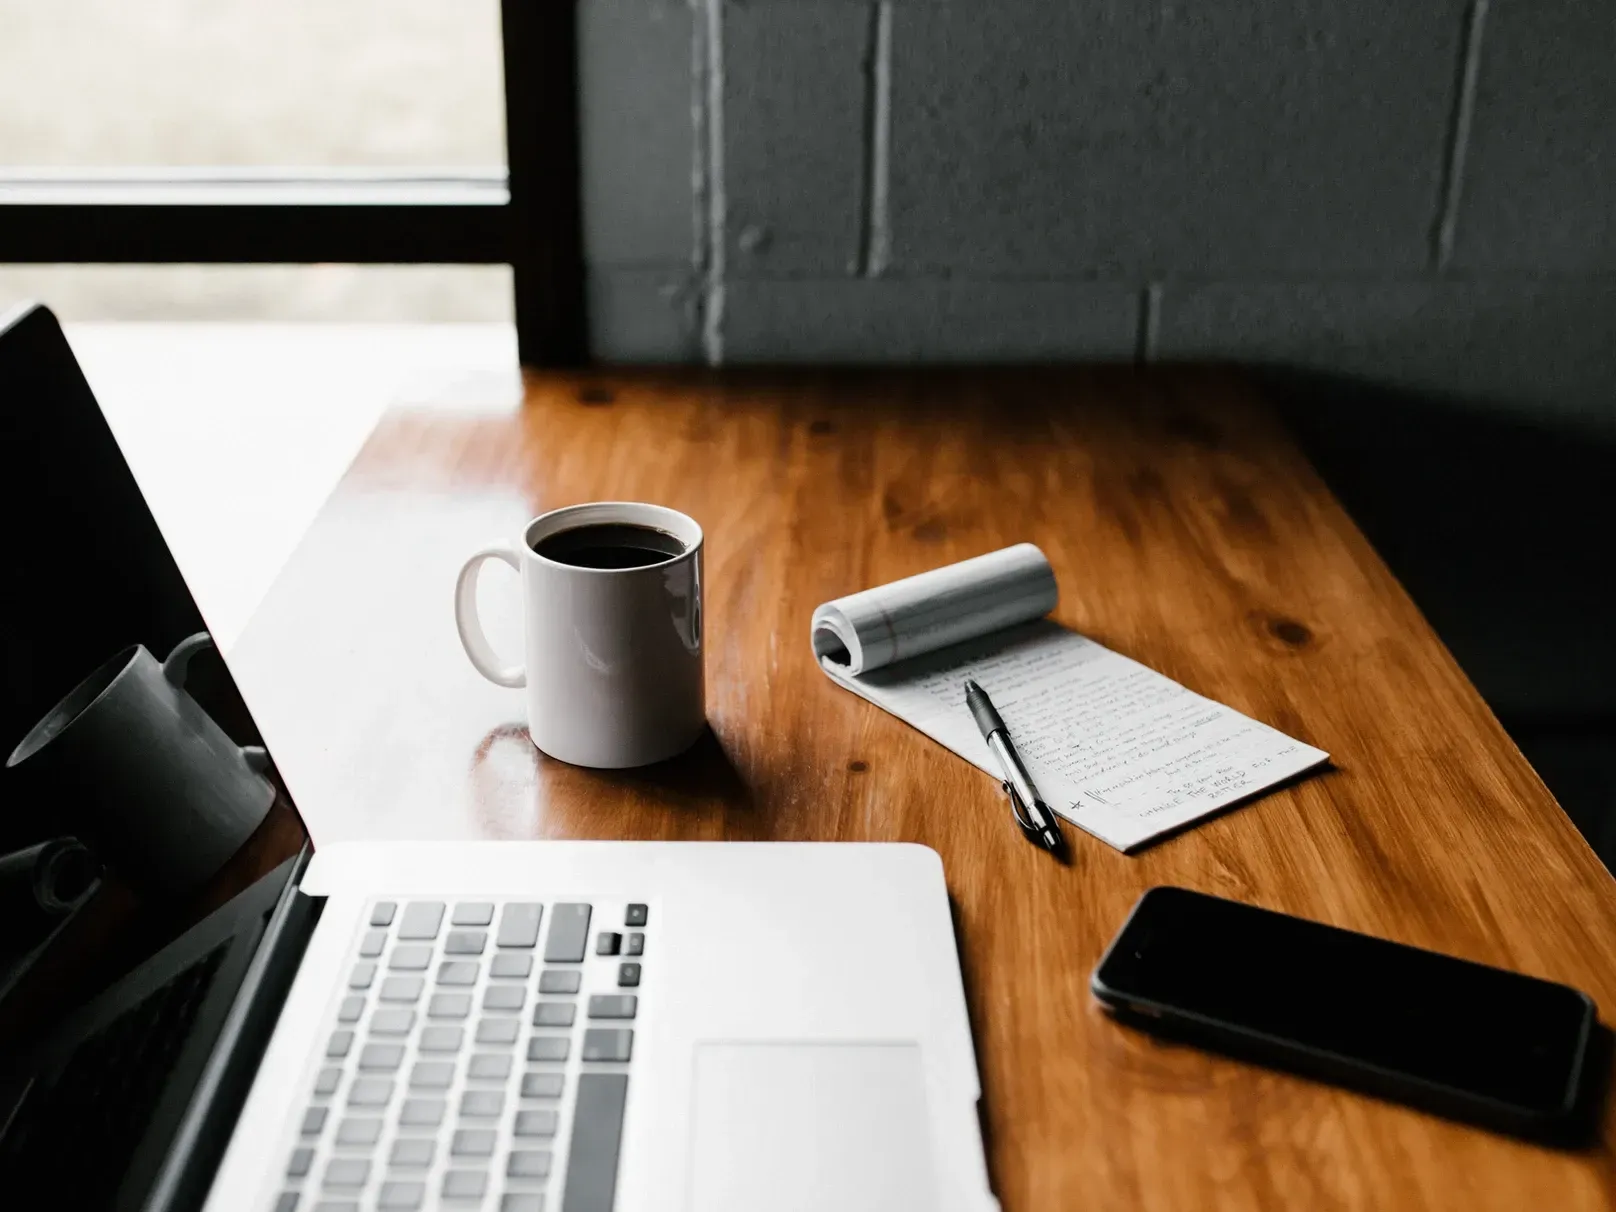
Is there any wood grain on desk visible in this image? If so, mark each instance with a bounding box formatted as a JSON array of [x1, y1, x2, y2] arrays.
[[231, 366, 1616, 1211]]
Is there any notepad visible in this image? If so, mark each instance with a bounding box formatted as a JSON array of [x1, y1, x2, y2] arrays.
[[811, 544, 1330, 852]]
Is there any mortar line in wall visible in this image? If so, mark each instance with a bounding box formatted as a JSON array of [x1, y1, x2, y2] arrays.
[[690, 0, 710, 354], [691, 0, 710, 284], [700, 0, 727, 365], [856, 2, 893, 278], [1135, 284, 1162, 364], [1432, 0, 1488, 272]]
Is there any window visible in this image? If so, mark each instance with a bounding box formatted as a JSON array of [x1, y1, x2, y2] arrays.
[[0, 0, 581, 361]]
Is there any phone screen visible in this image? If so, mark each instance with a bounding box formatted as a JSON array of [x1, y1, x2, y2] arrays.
[[1094, 887, 1594, 1114]]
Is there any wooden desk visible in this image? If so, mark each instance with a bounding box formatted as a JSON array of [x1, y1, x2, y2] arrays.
[[231, 366, 1616, 1210]]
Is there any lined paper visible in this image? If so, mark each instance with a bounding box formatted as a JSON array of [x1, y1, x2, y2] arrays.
[[814, 550, 1328, 851]]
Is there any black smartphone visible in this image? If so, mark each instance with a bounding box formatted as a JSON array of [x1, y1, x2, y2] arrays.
[[1091, 886, 1601, 1139]]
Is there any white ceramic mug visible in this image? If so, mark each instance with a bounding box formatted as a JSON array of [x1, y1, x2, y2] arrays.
[[454, 502, 706, 768]]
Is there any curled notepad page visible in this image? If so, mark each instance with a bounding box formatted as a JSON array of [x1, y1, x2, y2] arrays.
[[811, 543, 1329, 852], [811, 544, 1058, 675]]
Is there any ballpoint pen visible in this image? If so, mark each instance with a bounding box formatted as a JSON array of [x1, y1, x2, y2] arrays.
[[964, 679, 1067, 857]]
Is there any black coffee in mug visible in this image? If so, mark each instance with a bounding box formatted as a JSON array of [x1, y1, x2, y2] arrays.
[[532, 522, 687, 570]]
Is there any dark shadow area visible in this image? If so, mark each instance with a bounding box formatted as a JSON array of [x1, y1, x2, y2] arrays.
[[1567, 1023, 1615, 1149], [1266, 370, 1616, 872], [589, 725, 755, 816]]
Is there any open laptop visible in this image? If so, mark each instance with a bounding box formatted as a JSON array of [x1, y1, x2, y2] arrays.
[[0, 303, 997, 1212]]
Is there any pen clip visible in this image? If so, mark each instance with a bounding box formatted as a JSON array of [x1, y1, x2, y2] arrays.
[[1002, 781, 1043, 843]]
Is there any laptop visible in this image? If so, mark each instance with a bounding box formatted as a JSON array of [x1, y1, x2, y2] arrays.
[[0, 303, 997, 1212]]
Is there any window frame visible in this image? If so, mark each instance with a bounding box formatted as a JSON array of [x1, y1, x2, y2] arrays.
[[0, 0, 583, 365]]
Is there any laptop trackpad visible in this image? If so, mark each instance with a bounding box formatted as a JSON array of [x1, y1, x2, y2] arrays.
[[689, 1041, 938, 1212]]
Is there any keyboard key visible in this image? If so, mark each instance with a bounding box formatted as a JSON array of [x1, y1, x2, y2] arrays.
[[349, 962, 376, 990], [453, 902, 495, 926], [562, 1073, 628, 1212], [399, 1098, 446, 1127], [442, 1170, 488, 1200], [398, 902, 444, 940], [625, 932, 644, 957], [371, 902, 397, 926], [537, 970, 581, 995], [359, 1043, 405, 1071], [582, 1028, 633, 1063], [476, 1018, 521, 1046], [420, 1025, 465, 1053], [520, 1072, 564, 1099], [624, 904, 648, 927], [496, 903, 543, 948], [371, 1008, 416, 1035], [390, 1137, 436, 1167], [323, 1158, 370, 1188], [314, 1067, 343, 1096], [438, 961, 480, 985], [460, 1089, 505, 1118], [429, 992, 472, 1019], [469, 1053, 514, 1080], [513, 1109, 558, 1137], [379, 976, 424, 1002], [347, 1077, 395, 1107], [617, 962, 641, 988], [595, 932, 621, 957], [543, 903, 591, 962], [378, 1180, 425, 1209], [507, 1150, 552, 1179], [527, 1036, 570, 1063], [410, 1061, 455, 1089], [312, 1202, 357, 1212], [337, 996, 365, 1023], [452, 1128, 496, 1156], [587, 994, 637, 1020], [359, 930, 387, 958], [490, 953, 533, 979], [445, 930, 488, 955], [501, 1196, 543, 1212], [388, 945, 433, 971], [287, 1146, 315, 1176], [336, 1116, 383, 1146], [274, 1192, 300, 1212], [483, 985, 525, 1011], [533, 1002, 575, 1028], [327, 1030, 354, 1059]]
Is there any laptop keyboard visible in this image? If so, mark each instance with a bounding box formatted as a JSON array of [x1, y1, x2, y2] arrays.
[[274, 900, 647, 1212]]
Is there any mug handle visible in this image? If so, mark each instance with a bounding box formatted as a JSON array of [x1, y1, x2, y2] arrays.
[[164, 633, 277, 777], [162, 632, 215, 687], [455, 543, 527, 689]]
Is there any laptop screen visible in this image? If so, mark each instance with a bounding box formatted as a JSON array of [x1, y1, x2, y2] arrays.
[[0, 303, 311, 1052]]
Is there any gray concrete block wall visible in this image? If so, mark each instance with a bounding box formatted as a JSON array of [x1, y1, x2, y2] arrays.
[[575, 0, 1616, 430], [1453, 2, 1616, 271], [888, 0, 1463, 276], [578, 0, 702, 358], [722, 3, 870, 276], [1155, 279, 1616, 429], [724, 279, 1139, 363]]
